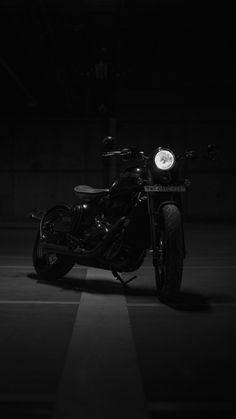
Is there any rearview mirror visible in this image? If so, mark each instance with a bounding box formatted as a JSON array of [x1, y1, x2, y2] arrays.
[[102, 136, 115, 151]]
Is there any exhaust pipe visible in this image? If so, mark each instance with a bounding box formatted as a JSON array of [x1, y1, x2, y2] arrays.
[[40, 216, 127, 259]]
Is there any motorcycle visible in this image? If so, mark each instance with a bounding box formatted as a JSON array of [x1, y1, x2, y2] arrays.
[[31, 137, 216, 301]]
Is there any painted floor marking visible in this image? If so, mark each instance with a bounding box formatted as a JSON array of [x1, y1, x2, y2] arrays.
[[0, 394, 55, 403], [52, 267, 148, 419], [141, 265, 236, 269], [0, 265, 88, 269], [127, 303, 236, 307], [0, 265, 36, 269], [148, 401, 236, 412], [0, 301, 235, 307], [0, 301, 79, 305], [1, 264, 236, 269], [0, 256, 32, 258]]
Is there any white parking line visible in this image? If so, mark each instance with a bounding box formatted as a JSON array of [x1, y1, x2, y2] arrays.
[[0, 397, 235, 411], [1, 265, 236, 269], [0, 265, 33, 268], [0, 301, 79, 305], [0, 256, 32, 258], [0, 265, 87, 269], [148, 401, 236, 412], [52, 267, 148, 419], [0, 302, 235, 307], [141, 266, 236, 269], [127, 303, 236, 307], [0, 394, 55, 402]]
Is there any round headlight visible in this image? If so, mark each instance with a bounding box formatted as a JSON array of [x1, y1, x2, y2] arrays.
[[154, 149, 175, 170]]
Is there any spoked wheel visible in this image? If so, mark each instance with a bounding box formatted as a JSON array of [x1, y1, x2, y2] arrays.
[[33, 206, 75, 281], [154, 204, 184, 301]]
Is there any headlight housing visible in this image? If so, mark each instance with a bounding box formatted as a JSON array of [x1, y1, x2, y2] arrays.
[[154, 148, 175, 170]]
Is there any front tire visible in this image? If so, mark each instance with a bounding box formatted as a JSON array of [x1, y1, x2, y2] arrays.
[[33, 231, 75, 281], [154, 204, 184, 301]]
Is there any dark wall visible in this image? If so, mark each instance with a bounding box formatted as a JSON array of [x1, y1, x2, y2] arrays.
[[1, 109, 235, 222], [0, 116, 107, 220], [1, 1, 235, 222]]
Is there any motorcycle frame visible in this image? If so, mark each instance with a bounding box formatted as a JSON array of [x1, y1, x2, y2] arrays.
[[32, 155, 186, 271], [31, 142, 217, 278]]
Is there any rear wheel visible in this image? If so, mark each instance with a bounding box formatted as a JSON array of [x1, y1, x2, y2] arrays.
[[33, 231, 75, 281], [154, 204, 184, 301], [33, 205, 75, 281]]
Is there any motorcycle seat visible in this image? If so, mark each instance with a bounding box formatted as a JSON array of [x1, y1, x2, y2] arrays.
[[74, 185, 109, 197]]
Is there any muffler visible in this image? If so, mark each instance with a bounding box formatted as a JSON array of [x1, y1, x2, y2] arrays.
[[40, 216, 127, 259]]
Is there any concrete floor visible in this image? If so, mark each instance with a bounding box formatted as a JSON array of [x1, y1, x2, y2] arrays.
[[0, 223, 236, 418]]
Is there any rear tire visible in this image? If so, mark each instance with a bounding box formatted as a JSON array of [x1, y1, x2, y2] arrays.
[[154, 204, 184, 301], [33, 231, 74, 281]]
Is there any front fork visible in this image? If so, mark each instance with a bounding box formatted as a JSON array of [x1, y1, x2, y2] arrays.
[[146, 170, 186, 266], [146, 169, 161, 267], [147, 190, 158, 267]]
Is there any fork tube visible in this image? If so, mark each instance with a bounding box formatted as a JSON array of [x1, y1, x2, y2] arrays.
[[147, 169, 158, 266]]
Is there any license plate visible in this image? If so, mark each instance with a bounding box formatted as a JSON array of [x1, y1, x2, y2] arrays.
[[144, 185, 186, 192]]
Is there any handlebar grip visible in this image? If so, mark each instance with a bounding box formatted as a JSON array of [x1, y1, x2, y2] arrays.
[[102, 148, 145, 160], [102, 151, 122, 157], [103, 149, 131, 157]]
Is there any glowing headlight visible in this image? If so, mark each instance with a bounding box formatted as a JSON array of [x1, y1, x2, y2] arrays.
[[154, 149, 175, 170]]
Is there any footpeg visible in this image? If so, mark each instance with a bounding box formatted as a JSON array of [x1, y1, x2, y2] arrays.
[[112, 270, 137, 287]]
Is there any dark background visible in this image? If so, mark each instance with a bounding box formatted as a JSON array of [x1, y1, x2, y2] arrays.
[[1, 0, 236, 222]]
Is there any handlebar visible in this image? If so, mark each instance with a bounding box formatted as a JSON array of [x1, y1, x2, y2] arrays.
[[103, 147, 145, 160], [178, 144, 217, 161], [102, 149, 129, 157], [103, 144, 217, 162]]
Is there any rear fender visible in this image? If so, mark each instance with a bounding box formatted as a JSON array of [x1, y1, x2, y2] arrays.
[[30, 210, 46, 222], [38, 205, 72, 238]]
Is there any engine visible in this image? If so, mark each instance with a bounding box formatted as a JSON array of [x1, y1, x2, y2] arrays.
[[41, 204, 111, 247], [40, 203, 145, 272], [78, 217, 112, 250]]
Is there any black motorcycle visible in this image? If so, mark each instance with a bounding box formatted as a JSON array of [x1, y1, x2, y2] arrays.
[[32, 137, 216, 301]]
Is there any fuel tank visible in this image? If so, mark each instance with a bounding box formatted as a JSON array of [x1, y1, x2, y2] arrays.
[[110, 166, 146, 194]]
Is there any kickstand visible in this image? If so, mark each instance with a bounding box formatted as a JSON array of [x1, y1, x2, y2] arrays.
[[112, 270, 137, 287]]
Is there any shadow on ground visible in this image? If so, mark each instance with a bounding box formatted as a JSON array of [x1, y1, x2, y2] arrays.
[[162, 291, 211, 312], [27, 273, 214, 312]]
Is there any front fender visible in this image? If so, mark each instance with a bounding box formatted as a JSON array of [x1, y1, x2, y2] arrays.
[[156, 201, 186, 259], [156, 200, 180, 217]]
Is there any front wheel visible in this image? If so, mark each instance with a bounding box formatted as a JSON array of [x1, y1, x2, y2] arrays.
[[33, 231, 75, 281], [154, 204, 184, 301]]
